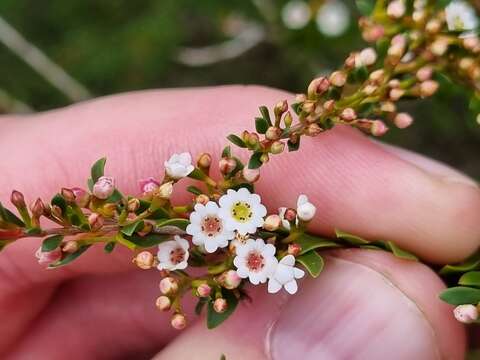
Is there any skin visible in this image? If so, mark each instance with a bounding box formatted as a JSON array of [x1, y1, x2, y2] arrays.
[[0, 85, 479, 359]]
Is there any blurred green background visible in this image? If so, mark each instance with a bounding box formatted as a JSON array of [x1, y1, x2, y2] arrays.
[[0, 0, 478, 177]]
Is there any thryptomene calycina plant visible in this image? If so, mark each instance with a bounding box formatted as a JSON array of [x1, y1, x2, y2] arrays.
[[1, 0, 480, 330]]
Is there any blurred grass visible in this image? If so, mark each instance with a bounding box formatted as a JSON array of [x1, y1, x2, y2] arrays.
[[0, 0, 478, 177]]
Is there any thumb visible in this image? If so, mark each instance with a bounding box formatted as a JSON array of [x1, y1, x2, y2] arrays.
[[154, 250, 465, 360]]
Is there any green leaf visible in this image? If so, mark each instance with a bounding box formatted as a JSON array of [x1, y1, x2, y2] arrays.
[[106, 189, 123, 203], [41, 235, 64, 252], [291, 102, 301, 115], [296, 233, 341, 255], [187, 186, 203, 196], [51, 194, 67, 214], [356, 0, 375, 15], [121, 221, 144, 236], [188, 168, 207, 181], [248, 152, 263, 169], [49, 245, 91, 268], [221, 146, 231, 159], [226, 134, 247, 148], [156, 218, 189, 231], [0, 202, 24, 227], [207, 291, 239, 329], [287, 137, 300, 152], [255, 117, 269, 134], [440, 253, 480, 275], [385, 241, 418, 261], [125, 233, 170, 248], [439, 286, 480, 305], [335, 229, 370, 245], [296, 251, 324, 278], [26, 227, 42, 235], [91, 157, 107, 182], [104, 242, 116, 253], [146, 207, 170, 220], [259, 106, 272, 126], [459, 272, 480, 288]]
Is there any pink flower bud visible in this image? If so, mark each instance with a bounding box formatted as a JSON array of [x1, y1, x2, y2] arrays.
[[134, 251, 155, 270], [323, 99, 335, 112], [453, 304, 478, 324], [71, 187, 90, 208], [35, 247, 62, 266], [218, 269, 242, 290], [394, 113, 414, 129], [329, 71, 347, 87], [171, 313, 187, 330], [61, 188, 76, 203], [288, 243, 302, 257], [195, 194, 210, 205], [139, 177, 160, 194], [197, 153, 212, 169], [30, 198, 44, 218], [420, 80, 439, 97], [127, 198, 140, 213], [387, 0, 406, 18], [380, 102, 396, 113], [92, 176, 115, 200], [371, 120, 389, 137], [263, 214, 282, 231], [307, 77, 330, 97], [10, 190, 26, 208], [340, 108, 357, 121], [270, 141, 285, 155], [362, 25, 384, 42], [265, 126, 282, 141], [219, 158, 237, 175], [463, 37, 480, 51], [62, 240, 79, 254], [416, 66, 433, 82], [213, 298, 228, 313], [242, 168, 260, 183], [274, 100, 288, 116], [197, 283, 212, 297], [305, 123, 323, 137], [157, 182, 174, 199], [389, 88, 405, 101], [369, 69, 385, 83], [356, 47, 377, 67], [88, 212, 104, 231], [159, 277, 179, 295], [284, 208, 297, 222], [155, 296, 171, 311], [425, 19, 441, 34]]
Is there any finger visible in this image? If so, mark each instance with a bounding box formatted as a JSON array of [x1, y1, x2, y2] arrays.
[[153, 250, 466, 360]]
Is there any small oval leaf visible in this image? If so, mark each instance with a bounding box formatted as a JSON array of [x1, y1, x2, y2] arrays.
[[296, 251, 324, 278]]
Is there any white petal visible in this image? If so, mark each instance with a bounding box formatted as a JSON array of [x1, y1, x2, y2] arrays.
[[249, 272, 261, 285], [236, 266, 249, 279], [174, 260, 188, 270], [262, 243, 276, 257], [178, 152, 192, 165], [280, 254, 295, 266], [254, 204, 267, 217], [284, 280, 298, 294], [268, 278, 282, 293], [294, 267, 305, 279], [297, 194, 309, 207], [193, 203, 206, 215], [237, 187, 250, 198], [175, 236, 190, 250], [205, 201, 219, 213]]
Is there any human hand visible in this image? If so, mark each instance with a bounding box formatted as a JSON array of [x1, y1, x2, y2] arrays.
[[0, 86, 479, 359]]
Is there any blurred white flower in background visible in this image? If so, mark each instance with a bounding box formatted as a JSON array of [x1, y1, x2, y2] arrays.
[[315, 0, 350, 37], [445, 0, 479, 32], [281, 0, 311, 30]]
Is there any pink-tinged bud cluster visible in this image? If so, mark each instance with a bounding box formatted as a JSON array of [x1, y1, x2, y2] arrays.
[[93, 176, 115, 199], [453, 304, 478, 324], [160, 277, 179, 295], [213, 298, 227, 313], [139, 177, 160, 194], [35, 247, 62, 266], [171, 313, 187, 330]]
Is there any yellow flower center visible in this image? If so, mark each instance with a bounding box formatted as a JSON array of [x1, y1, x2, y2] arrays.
[[231, 201, 253, 223], [453, 16, 464, 30]]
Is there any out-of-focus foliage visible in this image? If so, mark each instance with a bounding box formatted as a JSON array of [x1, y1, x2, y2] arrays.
[[0, 0, 478, 177]]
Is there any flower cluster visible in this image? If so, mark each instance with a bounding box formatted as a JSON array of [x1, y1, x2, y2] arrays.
[[0, 1, 479, 330]]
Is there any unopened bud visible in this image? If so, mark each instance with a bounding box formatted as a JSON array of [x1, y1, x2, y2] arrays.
[[459, 58, 475, 71], [394, 113, 414, 129], [288, 243, 302, 257], [260, 153, 269, 164], [416, 66, 433, 81], [453, 304, 478, 324], [425, 19, 441, 34], [380, 101, 396, 113], [92, 176, 115, 200], [356, 47, 377, 67], [139, 177, 160, 194], [88, 212, 104, 231], [307, 77, 330, 97], [71, 187, 90, 208], [430, 38, 449, 56], [302, 101, 316, 113], [363, 84, 378, 96], [463, 37, 480, 51], [246, 132, 260, 146], [362, 25, 384, 42], [30, 198, 44, 218], [305, 123, 323, 136], [323, 99, 335, 112], [159, 277, 179, 295], [61, 188, 76, 203], [11, 190, 26, 208], [274, 100, 288, 116], [341, 108, 357, 121], [295, 93, 307, 103], [283, 111, 293, 127], [270, 141, 285, 155], [171, 313, 187, 330], [329, 71, 347, 87], [242, 168, 260, 183], [195, 194, 210, 205], [62, 240, 79, 254], [419, 80, 439, 97], [197, 283, 212, 297], [387, 0, 406, 18], [218, 269, 242, 289], [389, 88, 405, 101], [265, 126, 282, 141], [213, 298, 228, 313], [371, 120, 389, 136], [127, 198, 140, 213], [35, 247, 62, 266], [219, 158, 237, 175], [155, 296, 171, 311], [388, 79, 401, 88], [369, 69, 385, 83], [134, 251, 155, 269], [51, 205, 63, 218], [264, 214, 281, 231], [158, 182, 174, 199], [197, 153, 212, 169], [284, 208, 297, 222], [344, 53, 356, 68]]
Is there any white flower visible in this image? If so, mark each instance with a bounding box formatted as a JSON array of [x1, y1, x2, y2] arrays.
[[218, 188, 267, 235], [281, 0, 311, 30], [186, 201, 235, 253], [164, 152, 194, 179], [315, 1, 350, 37], [157, 235, 190, 271], [268, 255, 305, 294], [446, 1, 478, 32], [278, 207, 292, 231], [297, 194, 316, 221], [233, 238, 278, 285]]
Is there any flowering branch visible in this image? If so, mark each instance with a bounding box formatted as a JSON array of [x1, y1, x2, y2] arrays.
[[0, 0, 479, 330]]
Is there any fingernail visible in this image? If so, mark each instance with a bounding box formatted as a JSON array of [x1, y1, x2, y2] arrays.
[[375, 141, 478, 188], [268, 257, 441, 360]]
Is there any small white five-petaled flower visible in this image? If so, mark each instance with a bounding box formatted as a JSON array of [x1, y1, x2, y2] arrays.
[[157, 235, 190, 271], [218, 188, 267, 235], [445, 1, 478, 32], [186, 201, 235, 253], [164, 152, 195, 179], [297, 194, 316, 221], [268, 255, 305, 294], [233, 238, 278, 285]]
